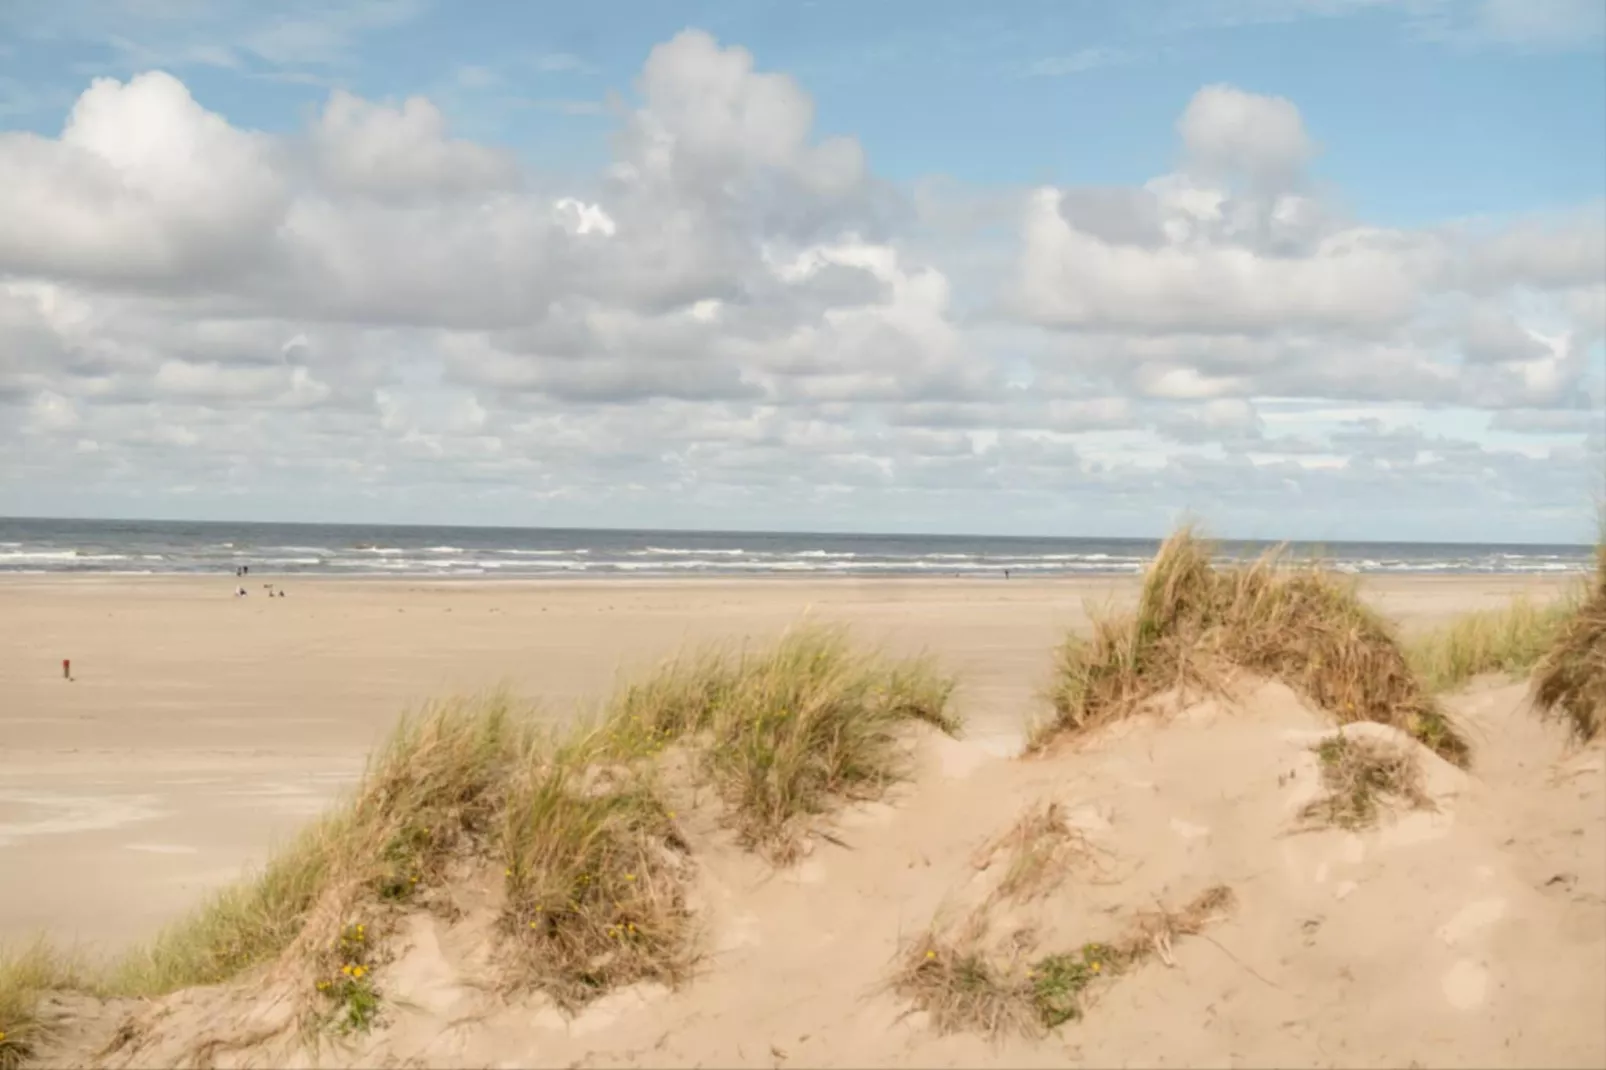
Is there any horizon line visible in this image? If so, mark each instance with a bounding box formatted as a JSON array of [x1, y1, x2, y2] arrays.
[[0, 513, 1595, 550]]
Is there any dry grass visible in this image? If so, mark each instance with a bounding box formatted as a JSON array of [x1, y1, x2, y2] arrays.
[[1300, 733, 1432, 830], [895, 885, 1235, 1036], [1532, 541, 1606, 742], [971, 802, 1094, 903], [1039, 527, 1469, 766], [604, 624, 959, 858], [0, 942, 83, 1070]]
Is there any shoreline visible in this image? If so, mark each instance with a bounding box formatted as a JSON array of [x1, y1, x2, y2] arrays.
[[0, 568, 1590, 586]]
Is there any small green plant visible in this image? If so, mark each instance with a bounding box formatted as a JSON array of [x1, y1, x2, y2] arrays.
[[315, 922, 381, 1034], [896, 886, 1233, 1037], [1029, 943, 1119, 1027]]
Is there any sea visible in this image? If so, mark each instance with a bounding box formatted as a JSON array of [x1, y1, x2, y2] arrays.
[[0, 517, 1593, 579]]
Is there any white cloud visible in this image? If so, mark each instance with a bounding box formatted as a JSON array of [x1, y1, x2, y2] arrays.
[[310, 90, 519, 199], [1176, 83, 1314, 189], [0, 71, 285, 282]]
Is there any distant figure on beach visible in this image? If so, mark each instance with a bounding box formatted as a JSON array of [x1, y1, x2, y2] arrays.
[[1004, 569, 1011, 580]]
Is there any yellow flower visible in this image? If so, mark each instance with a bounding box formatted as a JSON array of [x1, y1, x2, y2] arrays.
[[504, 868, 513, 877], [352, 966, 366, 979], [625, 874, 636, 881], [1, 1030, 8, 1042], [1091, 962, 1101, 973], [529, 921, 539, 928], [925, 950, 936, 960]]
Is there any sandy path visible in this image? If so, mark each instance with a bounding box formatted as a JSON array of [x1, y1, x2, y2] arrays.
[[0, 574, 1576, 952]]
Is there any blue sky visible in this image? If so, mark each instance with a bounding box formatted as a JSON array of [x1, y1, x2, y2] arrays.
[[0, 0, 1602, 541], [7, 0, 1604, 216]]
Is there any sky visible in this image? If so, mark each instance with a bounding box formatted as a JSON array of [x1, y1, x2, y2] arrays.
[[0, 0, 1603, 543]]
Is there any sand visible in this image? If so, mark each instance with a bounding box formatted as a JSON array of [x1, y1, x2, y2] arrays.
[[3, 572, 1602, 1069]]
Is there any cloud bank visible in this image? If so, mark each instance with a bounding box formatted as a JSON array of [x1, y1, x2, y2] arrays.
[[2, 29, 1602, 540]]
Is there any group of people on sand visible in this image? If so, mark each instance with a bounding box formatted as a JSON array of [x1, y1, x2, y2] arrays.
[[232, 564, 287, 598]]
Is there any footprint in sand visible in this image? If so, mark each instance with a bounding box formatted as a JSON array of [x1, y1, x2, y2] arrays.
[[1435, 897, 1507, 948], [1442, 958, 1491, 1010]]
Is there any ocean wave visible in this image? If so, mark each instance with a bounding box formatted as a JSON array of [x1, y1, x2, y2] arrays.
[[500, 548, 587, 556], [0, 550, 129, 561], [634, 547, 748, 556]]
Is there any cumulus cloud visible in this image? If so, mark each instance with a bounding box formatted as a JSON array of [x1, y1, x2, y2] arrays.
[[0, 31, 1601, 539], [1176, 83, 1314, 190], [0, 71, 285, 283]]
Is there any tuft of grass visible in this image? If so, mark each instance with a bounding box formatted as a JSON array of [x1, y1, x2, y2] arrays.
[[1407, 594, 1582, 692], [898, 940, 1035, 1037], [499, 739, 693, 1009], [1038, 527, 1469, 766], [604, 625, 959, 858], [1532, 540, 1606, 742], [0, 942, 79, 1070], [896, 886, 1235, 1037], [1300, 733, 1432, 830]]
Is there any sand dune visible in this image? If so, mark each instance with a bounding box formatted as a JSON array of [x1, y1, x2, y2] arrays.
[[24, 677, 1605, 1069], [3, 572, 1601, 1069]]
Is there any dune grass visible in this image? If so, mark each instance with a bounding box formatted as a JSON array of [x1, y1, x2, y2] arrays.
[[1038, 527, 1469, 766], [112, 692, 537, 1001], [499, 740, 693, 1009], [896, 885, 1235, 1036], [603, 624, 959, 858], [0, 942, 81, 1070], [1406, 594, 1581, 693], [6, 622, 957, 1063], [1532, 540, 1606, 742]]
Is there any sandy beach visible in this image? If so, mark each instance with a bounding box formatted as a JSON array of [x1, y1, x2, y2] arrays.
[[0, 572, 1580, 952]]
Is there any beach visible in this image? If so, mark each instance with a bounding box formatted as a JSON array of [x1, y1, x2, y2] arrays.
[[0, 571, 1581, 953]]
